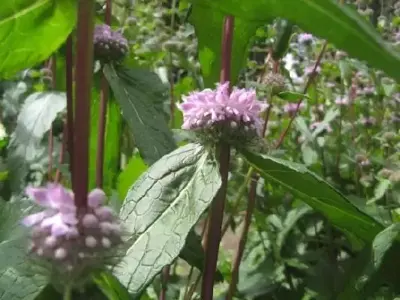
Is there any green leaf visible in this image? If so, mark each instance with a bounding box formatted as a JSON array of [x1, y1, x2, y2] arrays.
[[240, 149, 384, 242], [189, 3, 260, 87], [277, 91, 310, 103], [0, 0, 77, 77], [89, 85, 122, 194], [0, 201, 47, 300], [7, 92, 66, 191], [104, 64, 176, 165], [371, 224, 400, 270], [114, 143, 221, 294], [276, 205, 312, 253], [117, 153, 148, 200], [367, 179, 391, 205], [180, 230, 223, 282], [190, 0, 400, 82], [92, 272, 131, 300]]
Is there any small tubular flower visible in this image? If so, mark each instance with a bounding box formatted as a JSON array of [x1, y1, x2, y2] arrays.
[[177, 82, 267, 146], [93, 24, 129, 63], [22, 184, 123, 286]]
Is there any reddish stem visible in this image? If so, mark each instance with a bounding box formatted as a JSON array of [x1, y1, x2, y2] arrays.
[[55, 122, 68, 183], [96, 75, 109, 188], [226, 174, 258, 300], [47, 56, 57, 180], [201, 16, 234, 300], [159, 265, 170, 300], [275, 41, 328, 149], [96, 0, 112, 188], [48, 128, 54, 181], [66, 36, 74, 179], [73, 0, 95, 209]]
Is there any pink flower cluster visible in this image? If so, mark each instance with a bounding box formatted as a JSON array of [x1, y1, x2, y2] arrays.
[[177, 82, 267, 135], [22, 184, 121, 274]]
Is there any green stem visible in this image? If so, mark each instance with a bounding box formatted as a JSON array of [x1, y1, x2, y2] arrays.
[[63, 286, 72, 300]]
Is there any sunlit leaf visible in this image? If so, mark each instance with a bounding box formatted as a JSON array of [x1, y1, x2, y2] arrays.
[[0, 0, 77, 77], [114, 143, 221, 294]]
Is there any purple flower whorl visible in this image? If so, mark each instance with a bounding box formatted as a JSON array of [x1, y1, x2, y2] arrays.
[[22, 184, 123, 285], [93, 24, 129, 63], [177, 82, 268, 147]]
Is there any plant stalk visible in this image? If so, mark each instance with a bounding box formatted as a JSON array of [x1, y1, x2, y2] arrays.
[[73, 0, 95, 209], [201, 15, 235, 300], [65, 36, 74, 179], [95, 0, 112, 188], [275, 41, 328, 148]]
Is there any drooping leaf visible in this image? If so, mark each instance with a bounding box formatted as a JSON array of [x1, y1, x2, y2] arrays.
[[190, 0, 400, 82], [240, 149, 384, 243], [117, 153, 148, 201], [7, 92, 66, 191], [104, 64, 176, 165], [189, 3, 260, 87], [114, 143, 221, 294], [89, 85, 122, 194], [179, 230, 223, 282], [0, 0, 77, 77]]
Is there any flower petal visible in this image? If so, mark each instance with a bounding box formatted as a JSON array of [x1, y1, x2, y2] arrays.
[[21, 212, 47, 227], [88, 189, 106, 208], [25, 186, 51, 207]]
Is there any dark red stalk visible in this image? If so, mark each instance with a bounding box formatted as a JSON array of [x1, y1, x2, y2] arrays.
[[225, 174, 258, 300], [66, 36, 74, 179], [159, 266, 170, 300], [201, 15, 234, 300], [275, 41, 328, 148], [47, 56, 57, 181], [73, 0, 95, 209], [55, 121, 68, 183], [95, 0, 112, 188]]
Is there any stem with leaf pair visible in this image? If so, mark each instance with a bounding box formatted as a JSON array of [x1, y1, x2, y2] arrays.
[[201, 15, 235, 300]]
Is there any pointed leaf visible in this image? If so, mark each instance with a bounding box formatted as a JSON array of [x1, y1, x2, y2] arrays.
[[114, 143, 221, 293], [371, 224, 400, 270], [104, 64, 176, 165], [0, 0, 77, 77], [240, 149, 384, 242]]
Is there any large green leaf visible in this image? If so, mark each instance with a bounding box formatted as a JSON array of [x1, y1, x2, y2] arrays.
[[89, 85, 122, 194], [104, 64, 177, 165], [189, 3, 259, 87], [241, 150, 384, 243], [189, 0, 400, 84], [0, 0, 77, 77], [114, 143, 221, 294]]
